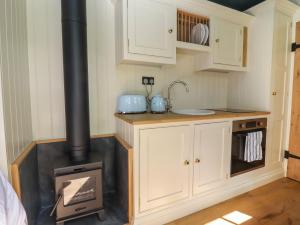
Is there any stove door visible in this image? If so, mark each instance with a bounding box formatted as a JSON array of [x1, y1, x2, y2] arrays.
[[55, 169, 103, 220], [63, 176, 97, 206]]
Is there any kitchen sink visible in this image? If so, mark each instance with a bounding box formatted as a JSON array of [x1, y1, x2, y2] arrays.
[[172, 109, 216, 116]]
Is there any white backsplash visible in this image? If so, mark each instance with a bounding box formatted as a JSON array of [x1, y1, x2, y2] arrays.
[[27, 0, 229, 140]]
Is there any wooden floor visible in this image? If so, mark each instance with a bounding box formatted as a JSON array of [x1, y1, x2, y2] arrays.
[[166, 178, 300, 225]]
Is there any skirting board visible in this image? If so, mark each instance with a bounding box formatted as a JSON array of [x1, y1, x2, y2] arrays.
[[133, 165, 284, 225]]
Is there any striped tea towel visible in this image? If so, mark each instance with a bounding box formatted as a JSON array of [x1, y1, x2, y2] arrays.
[[244, 131, 263, 162]]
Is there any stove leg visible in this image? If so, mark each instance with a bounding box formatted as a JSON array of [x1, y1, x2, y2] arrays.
[[97, 210, 105, 221]]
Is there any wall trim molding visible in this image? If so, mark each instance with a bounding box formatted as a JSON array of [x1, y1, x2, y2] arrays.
[[35, 133, 116, 145], [11, 142, 36, 199]]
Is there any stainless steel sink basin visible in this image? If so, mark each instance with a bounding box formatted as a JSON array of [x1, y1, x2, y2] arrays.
[[172, 109, 216, 116]]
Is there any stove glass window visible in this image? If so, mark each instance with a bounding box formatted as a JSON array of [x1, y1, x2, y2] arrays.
[[63, 176, 96, 206]]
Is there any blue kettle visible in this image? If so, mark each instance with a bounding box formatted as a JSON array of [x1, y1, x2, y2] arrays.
[[151, 95, 166, 113]]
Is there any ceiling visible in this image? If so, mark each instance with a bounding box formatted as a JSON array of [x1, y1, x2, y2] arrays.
[[208, 0, 265, 11]]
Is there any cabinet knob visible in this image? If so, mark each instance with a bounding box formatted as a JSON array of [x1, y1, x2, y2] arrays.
[[240, 123, 246, 129], [215, 38, 220, 43], [184, 160, 190, 165], [195, 158, 201, 163], [258, 121, 264, 126], [168, 28, 173, 34], [272, 91, 277, 96]]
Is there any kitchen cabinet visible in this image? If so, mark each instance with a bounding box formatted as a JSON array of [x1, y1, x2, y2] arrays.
[[116, 112, 282, 225], [194, 18, 247, 72], [139, 125, 193, 212], [115, 0, 176, 65], [212, 19, 244, 66], [193, 122, 231, 195], [224, 1, 296, 167], [128, 0, 176, 58], [270, 12, 290, 122], [268, 11, 291, 165], [138, 122, 231, 211], [268, 119, 284, 164], [114, 0, 253, 66]]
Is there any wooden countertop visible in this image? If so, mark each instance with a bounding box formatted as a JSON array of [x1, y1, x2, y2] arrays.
[[115, 111, 270, 125]]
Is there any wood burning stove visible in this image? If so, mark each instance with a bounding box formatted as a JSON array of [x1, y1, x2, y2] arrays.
[[50, 0, 105, 224], [52, 162, 104, 225]]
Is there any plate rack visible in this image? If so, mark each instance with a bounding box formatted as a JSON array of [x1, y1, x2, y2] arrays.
[[177, 10, 210, 46]]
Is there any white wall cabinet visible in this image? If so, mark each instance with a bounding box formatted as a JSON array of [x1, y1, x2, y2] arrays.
[[139, 126, 192, 212], [195, 18, 246, 72], [115, 0, 176, 65], [193, 122, 231, 195], [212, 19, 243, 66], [115, 0, 253, 66], [128, 0, 176, 58]]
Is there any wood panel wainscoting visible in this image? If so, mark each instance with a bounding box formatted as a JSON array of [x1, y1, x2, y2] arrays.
[[10, 134, 133, 225]]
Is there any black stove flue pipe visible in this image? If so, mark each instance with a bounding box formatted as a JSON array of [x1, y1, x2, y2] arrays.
[[61, 0, 90, 162]]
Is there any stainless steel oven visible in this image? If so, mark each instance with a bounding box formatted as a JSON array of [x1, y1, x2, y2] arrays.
[[231, 118, 267, 177]]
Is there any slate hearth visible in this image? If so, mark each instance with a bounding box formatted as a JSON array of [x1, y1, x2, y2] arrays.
[[18, 136, 129, 225]]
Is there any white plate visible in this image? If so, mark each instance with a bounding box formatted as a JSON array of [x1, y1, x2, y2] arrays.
[[191, 24, 198, 43], [191, 23, 205, 45], [199, 24, 206, 45], [202, 24, 209, 45]]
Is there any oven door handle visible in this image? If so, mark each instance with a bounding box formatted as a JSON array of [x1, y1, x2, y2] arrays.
[[235, 133, 248, 137]]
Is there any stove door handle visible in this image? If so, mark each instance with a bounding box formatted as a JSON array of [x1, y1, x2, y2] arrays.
[[50, 193, 63, 217]]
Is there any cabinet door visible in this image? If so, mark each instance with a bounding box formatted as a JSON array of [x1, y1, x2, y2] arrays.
[[212, 19, 243, 66], [268, 119, 283, 165], [128, 0, 176, 58], [193, 122, 231, 195], [271, 12, 291, 121], [139, 125, 192, 212]]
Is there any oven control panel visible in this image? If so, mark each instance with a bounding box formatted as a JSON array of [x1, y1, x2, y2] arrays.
[[232, 118, 267, 132]]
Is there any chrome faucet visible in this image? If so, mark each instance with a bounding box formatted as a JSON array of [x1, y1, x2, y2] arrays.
[[166, 80, 190, 112]]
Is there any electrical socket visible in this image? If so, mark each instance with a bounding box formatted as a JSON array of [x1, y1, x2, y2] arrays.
[[142, 76, 155, 85]]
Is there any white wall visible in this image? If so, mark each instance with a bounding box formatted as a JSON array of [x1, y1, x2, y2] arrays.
[[0, 62, 8, 177], [0, 0, 33, 174], [27, 0, 229, 140]]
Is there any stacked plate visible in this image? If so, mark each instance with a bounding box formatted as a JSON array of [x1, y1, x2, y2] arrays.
[[191, 23, 209, 45]]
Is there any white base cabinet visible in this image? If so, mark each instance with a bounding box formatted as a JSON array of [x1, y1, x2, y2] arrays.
[[116, 115, 284, 225], [139, 122, 230, 212]]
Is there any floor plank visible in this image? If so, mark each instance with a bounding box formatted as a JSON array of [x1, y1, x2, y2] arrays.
[[166, 178, 300, 225]]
